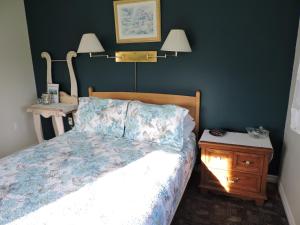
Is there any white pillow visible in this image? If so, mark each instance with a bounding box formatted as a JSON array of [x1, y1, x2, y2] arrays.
[[74, 97, 129, 137], [183, 114, 196, 139], [124, 101, 188, 148]]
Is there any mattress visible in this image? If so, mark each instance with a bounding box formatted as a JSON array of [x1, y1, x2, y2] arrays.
[[0, 130, 196, 225]]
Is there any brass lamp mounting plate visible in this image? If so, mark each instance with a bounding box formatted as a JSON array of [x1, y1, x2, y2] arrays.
[[115, 51, 157, 63]]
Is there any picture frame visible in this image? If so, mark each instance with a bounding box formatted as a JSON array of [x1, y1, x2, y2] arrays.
[[113, 0, 161, 44], [47, 83, 59, 104]]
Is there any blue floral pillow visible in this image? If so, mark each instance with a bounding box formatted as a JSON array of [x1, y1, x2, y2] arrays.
[[124, 101, 188, 148], [74, 97, 129, 138]]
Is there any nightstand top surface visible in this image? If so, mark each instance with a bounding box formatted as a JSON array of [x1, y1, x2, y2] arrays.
[[27, 103, 78, 117], [27, 103, 77, 113], [200, 129, 273, 149]]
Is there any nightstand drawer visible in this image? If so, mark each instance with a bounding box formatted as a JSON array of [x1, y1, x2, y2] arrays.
[[233, 152, 264, 174], [204, 148, 233, 170], [205, 169, 261, 193]]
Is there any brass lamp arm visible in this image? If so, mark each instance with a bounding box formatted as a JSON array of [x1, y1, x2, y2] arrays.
[[89, 52, 121, 59], [150, 51, 178, 59]]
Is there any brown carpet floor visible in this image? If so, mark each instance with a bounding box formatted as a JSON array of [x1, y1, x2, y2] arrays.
[[171, 173, 288, 225]]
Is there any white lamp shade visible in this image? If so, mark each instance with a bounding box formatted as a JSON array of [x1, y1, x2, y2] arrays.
[[77, 33, 105, 53], [161, 29, 192, 53]]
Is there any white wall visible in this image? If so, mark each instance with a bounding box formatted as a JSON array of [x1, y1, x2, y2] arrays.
[[280, 22, 300, 225], [0, 0, 37, 158]]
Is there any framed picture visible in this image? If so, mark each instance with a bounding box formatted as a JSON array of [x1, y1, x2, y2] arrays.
[[47, 83, 59, 104], [113, 0, 161, 44]]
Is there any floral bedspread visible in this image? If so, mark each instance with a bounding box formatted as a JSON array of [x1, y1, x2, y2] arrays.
[[0, 130, 196, 225]]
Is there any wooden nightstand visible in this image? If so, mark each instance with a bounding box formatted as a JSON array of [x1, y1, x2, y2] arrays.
[[198, 130, 273, 205]]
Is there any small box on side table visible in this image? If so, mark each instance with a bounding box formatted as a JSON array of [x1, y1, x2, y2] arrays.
[[198, 129, 273, 206]]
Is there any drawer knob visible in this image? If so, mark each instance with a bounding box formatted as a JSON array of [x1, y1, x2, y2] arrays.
[[227, 177, 239, 184], [242, 160, 252, 165]]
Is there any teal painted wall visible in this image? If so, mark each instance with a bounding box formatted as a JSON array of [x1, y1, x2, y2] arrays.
[[24, 0, 299, 175]]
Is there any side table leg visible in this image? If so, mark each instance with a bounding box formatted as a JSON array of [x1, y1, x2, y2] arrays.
[[33, 113, 44, 143], [52, 116, 64, 136]]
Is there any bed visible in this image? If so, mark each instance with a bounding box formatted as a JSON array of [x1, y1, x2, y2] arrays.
[[0, 88, 200, 225]]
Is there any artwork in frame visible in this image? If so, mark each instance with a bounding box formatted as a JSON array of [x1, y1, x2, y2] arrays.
[[113, 0, 161, 44], [47, 83, 59, 104]]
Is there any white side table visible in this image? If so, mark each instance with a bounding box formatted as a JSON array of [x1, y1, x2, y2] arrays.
[[27, 103, 78, 143]]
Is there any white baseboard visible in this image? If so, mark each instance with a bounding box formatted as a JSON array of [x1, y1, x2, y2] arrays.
[[279, 182, 296, 225], [267, 174, 279, 183]]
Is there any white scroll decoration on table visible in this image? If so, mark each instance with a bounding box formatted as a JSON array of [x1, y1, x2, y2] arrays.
[[41, 51, 78, 104], [41, 52, 52, 84], [66, 51, 78, 98]]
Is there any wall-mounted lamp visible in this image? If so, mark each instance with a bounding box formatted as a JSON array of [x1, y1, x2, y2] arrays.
[[77, 29, 192, 63], [159, 29, 192, 58], [77, 33, 116, 59]]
